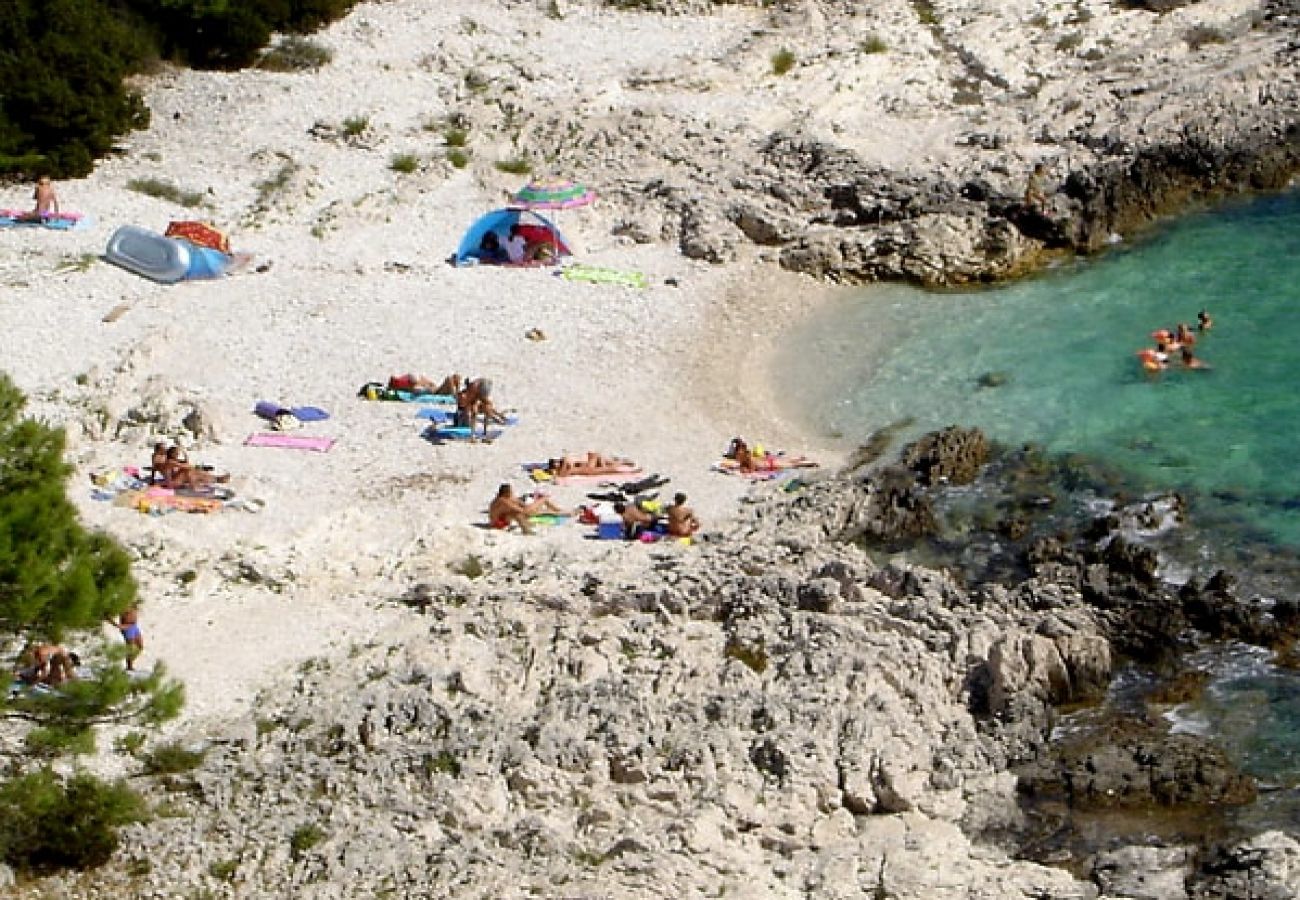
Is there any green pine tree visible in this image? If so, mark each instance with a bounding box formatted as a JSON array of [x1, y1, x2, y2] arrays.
[[0, 372, 183, 871]]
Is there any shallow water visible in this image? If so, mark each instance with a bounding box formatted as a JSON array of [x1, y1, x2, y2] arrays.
[[779, 188, 1300, 548], [777, 187, 1300, 819]]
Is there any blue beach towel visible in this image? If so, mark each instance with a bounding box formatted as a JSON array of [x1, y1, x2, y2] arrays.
[[422, 425, 504, 443], [253, 401, 331, 423], [415, 408, 520, 426]]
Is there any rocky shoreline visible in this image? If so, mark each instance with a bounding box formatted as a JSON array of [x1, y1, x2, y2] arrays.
[[28, 429, 1300, 898]]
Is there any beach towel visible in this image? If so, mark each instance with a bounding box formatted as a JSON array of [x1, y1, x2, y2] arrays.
[[711, 460, 807, 481], [416, 407, 520, 427], [253, 401, 330, 427], [0, 209, 88, 231], [561, 263, 649, 289], [523, 462, 644, 485], [422, 425, 503, 444], [395, 391, 457, 405], [713, 453, 818, 477], [244, 433, 336, 452]]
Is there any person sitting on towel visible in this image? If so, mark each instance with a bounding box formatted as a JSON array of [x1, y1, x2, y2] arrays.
[[477, 231, 508, 264], [666, 492, 701, 537], [16, 643, 80, 686], [505, 224, 529, 264], [148, 442, 171, 484], [488, 483, 563, 535], [613, 500, 655, 540], [726, 437, 757, 473], [159, 446, 228, 491]]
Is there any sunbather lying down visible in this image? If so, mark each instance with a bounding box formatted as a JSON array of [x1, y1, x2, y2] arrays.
[[546, 452, 637, 478]]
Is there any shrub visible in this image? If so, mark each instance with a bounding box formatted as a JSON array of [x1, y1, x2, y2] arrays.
[[444, 128, 469, 147], [494, 157, 531, 175], [290, 823, 325, 859], [342, 115, 369, 138], [771, 49, 796, 76], [0, 769, 147, 872], [427, 750, 461, 777], [25, 726, 96, 759], [125, 177, 206, 207], [724, 637, 768, 674], [257, 36, 333, 72], [141, 742, 205, 776], [114, 731, 147, 755], [390, 152, 420, 174], [447, 149, 470, 169], [451, 554, 485, 578], [861, 35, 888, 54], [209, 858, 238, 881]]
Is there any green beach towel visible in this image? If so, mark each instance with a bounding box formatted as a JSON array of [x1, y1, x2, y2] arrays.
[[560, 264, 649, 289]]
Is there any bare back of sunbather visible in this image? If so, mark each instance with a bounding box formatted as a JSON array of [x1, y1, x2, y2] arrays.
[[553, 452, 633, 477]]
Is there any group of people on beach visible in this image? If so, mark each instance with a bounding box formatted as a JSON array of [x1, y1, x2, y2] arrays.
[[148, 441, 230, 490], [387, 373, 509, 439], [489, 469, 701, 540], [1137, 310, 1212, 373], [476, 224, 557, 266], [13, 610, 143, 688]]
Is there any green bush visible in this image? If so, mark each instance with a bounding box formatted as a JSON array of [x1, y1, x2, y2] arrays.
[[444, 128, 469, 148], [390, 152, 420, 174], [257, 36, 333, 72], [0, 0, 152, 178], [0, 0, 367, 178], [141, 742, 206, 775], [342, 115, 369, 138], [771, 49, 796, 76], [125, 177, 206, 208], [209, 858, 238, 881], [447, 149, 470, 169], [290, 822, 325, 859], [0, 769, 147, 872], [494, 157, 531, 175], [0, 373, 137, 632], [724, 637, 768, 674], [861, 35, 888, 54]]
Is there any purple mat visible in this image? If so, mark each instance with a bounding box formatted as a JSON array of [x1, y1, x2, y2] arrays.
[[244, 433, 336, 452]]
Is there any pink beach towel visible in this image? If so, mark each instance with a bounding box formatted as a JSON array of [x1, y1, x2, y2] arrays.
[[244, 433, 336, 452]]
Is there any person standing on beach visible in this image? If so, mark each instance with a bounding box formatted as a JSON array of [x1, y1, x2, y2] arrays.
[[113, 608, 145, 671]]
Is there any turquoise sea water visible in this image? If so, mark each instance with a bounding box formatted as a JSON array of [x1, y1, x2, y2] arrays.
[[778, 187, 1300, 822], [782, 187, 1300, 548]]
